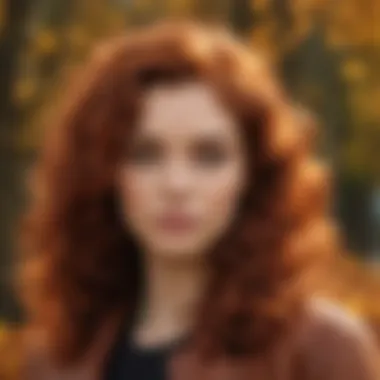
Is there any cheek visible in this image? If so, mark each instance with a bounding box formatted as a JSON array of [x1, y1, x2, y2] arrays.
[[201, 165, 246, 233], [117, 169, 155, 228]]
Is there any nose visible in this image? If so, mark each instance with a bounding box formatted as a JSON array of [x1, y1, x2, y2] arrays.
[[161, 160, 193, 197]]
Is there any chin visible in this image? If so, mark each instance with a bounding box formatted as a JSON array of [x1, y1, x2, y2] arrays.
[[149, 237, 208, 262]]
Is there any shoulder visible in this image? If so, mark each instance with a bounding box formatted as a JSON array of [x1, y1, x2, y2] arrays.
[[296, 297, 379, 380], [303, 297, 375, 346]]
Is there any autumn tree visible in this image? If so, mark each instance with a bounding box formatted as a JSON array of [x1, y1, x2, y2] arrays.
[[0, 0, 378, 320]]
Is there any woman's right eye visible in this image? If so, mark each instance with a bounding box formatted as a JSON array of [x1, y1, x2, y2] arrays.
[[127, 143, 162, 165]]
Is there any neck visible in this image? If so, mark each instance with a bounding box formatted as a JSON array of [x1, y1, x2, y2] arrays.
[[132, 253, 207, 349]]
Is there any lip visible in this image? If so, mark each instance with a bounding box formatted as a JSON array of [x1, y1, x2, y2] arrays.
[[156, 214, 198, 233]]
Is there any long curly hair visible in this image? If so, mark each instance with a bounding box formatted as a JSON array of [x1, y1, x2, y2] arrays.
[[19, 21, 339, 365]]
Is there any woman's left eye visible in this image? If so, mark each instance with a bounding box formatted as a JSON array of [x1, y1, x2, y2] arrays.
[[193, 144, 228, 166]]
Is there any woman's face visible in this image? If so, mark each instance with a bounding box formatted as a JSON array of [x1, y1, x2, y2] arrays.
[[117, 81, 246, 261]]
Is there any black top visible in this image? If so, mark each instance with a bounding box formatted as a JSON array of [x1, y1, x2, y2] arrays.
[[105, 334, 170, 380], [105, 325, 192, 380]]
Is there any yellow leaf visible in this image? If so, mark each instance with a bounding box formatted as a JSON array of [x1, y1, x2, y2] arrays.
[[341, 59, 368, 82], [167, 0, 192, 15], [13, 78, 36, 104], [35, 29, 58, 55], [344, 298, 365, 317], [134, 0, 154, 11], [251, 0, 270, 12], [67, 26, 89, 49]]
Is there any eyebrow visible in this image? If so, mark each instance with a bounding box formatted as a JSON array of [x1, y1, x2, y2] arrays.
[[130, 131, 236, 147], [136, 121, 237, 136]]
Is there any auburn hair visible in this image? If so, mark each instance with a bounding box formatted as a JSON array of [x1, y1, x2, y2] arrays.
[[20, 21, 338, 365]]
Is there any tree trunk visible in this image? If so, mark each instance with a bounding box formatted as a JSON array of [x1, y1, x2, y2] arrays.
[[0, 0, 31, 130], [228, 0, 255, 36], [0, 0, 32, 320]]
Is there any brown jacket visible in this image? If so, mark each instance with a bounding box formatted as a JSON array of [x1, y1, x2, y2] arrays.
[[21, 299, 379, 380]]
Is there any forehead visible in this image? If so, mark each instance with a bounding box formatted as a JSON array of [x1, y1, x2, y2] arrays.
[[136, 81, 238, 139]]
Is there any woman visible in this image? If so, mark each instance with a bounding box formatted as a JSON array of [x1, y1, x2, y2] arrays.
[[18, 21, 378, 380]]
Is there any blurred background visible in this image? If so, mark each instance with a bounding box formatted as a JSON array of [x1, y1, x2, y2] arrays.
[[0, 0, 378, 336]]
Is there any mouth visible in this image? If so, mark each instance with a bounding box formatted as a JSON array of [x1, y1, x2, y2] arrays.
[[156, 213, 198, 234]]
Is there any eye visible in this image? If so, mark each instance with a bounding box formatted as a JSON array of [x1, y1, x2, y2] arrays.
[[192, 141, 229, 167], [127, 140, 162, 165]]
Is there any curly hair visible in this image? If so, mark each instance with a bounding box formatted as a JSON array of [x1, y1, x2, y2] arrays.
[[19, 21, 339, 365]]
